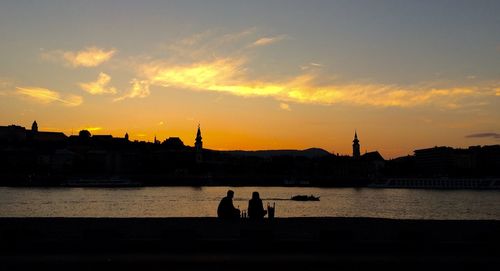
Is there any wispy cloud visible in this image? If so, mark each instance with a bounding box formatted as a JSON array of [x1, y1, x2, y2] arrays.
[[95, 29, 497, 109], [82, 127, 102, 132], [301, 62, 324, 70], [251, 34, 287, 47], [221, 27, 257, 44], [42, 47, 116, 68], [16, 87, 83, 106], [79, 72, 117, 95], [164, 28, 256, 62], [466, 133, 500, 139], [0, 78, 14, 95], [0, 78, 13, 89], [114, 79, 150, 101], [280, 103, 291, 111], [136, 56, 497, 108]]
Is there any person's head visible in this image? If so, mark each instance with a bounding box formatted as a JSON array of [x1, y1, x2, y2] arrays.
[[227, 190, 234, 198], [252, 191, 260, 200]]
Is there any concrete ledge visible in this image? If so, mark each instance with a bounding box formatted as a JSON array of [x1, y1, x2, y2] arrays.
[[1, 217, 499, 270]]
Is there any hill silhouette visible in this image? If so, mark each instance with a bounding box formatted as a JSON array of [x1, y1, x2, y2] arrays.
[[223, 148, 331, 158]]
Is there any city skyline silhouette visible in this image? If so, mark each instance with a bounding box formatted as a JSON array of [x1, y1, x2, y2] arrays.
[[1, 119, 499, 188]]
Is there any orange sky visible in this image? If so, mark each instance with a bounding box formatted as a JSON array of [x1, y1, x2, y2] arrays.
[[1, 1, 499, 159]]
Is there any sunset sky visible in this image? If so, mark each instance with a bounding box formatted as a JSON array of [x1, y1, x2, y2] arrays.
[[0, 0, 499, 158]]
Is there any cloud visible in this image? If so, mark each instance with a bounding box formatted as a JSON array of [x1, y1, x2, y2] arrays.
[[173, 28, 256, 48], [79, 72, 117, 95], [164, 28, 257, 62], [82, 127, 102, 132], [220, 27, 257, 44], [137, 57, 497, 108], [0, 78, 14, 95], [42, 47, 116, 68], [141, 58, 246, 91], [114, 79, 150, 101], [280, 103, 291, 111], [15, 87, 83, 106], [179, 30, 214, 46], [301, 62, 324, 70], [112, 29, 498, 107], [251, 35, 287, 47], [466, 133, 500, 139], [0, 78, 13, 89]]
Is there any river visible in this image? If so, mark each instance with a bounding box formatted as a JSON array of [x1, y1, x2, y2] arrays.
[[0, 187, 499, 220]]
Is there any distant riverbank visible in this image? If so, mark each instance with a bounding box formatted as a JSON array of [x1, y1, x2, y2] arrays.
[[2, 175, 500, 189]]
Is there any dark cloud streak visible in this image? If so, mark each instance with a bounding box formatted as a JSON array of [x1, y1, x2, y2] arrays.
[[466, 133, 500, 139]]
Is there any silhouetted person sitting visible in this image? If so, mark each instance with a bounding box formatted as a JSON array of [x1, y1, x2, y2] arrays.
[[217, 190, 240, 219], [248, 191, 267, 220]]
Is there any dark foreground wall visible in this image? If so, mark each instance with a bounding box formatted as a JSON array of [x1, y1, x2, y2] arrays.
[[1, 217, 499, 271]]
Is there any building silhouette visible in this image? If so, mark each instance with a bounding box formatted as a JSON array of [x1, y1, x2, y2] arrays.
[[195, 125, 203, 163], [163, 137, 185, 149], [29, 121, 66, 142], [352, 131, 360, 159]]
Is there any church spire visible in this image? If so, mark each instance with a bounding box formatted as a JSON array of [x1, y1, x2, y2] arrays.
[[31, 120, 38, 133], [196, 124, 202, 143], [352, 130, 360, 159], [195, 124, 203, 163]]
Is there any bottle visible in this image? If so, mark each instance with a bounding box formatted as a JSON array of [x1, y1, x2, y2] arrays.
[[268, 202, 275, 219]]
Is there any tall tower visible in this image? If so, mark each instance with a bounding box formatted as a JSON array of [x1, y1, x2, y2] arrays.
[[31, 120, 38, 133], [352, 131, 360, 159], [195, 124, 203, 163]]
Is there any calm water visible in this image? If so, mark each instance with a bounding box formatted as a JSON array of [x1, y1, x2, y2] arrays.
[[0, 187, 499, 220]]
